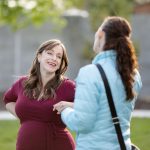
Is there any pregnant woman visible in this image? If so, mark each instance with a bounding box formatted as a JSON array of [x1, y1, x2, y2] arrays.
[[3, 39, 75, 150]]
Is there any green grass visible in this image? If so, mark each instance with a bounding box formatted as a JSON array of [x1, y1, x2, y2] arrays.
[[131, 118, 150, 150], [0, 118, 150, 150], [0, 120, 19, 150]]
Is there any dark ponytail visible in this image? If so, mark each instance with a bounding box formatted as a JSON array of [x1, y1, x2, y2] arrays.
[[116, 37, 138, 100], [102, 16, 138, 100]]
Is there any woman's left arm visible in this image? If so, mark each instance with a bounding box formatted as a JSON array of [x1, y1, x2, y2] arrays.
[[60, 66, 100, 132]]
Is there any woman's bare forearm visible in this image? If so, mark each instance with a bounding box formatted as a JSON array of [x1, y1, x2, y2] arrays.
[[68, 102, 74, 108], [6, 102, 18, 118]]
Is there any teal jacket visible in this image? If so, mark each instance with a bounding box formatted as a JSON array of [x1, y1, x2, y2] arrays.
[[61, 50, 142, 150]]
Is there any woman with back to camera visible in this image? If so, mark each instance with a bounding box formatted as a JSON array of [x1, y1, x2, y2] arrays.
[[3, 39, 75, 150], [54, 16, 142, 150]]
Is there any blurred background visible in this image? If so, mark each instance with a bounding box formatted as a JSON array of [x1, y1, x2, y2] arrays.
[[0, 0, 150, 150]]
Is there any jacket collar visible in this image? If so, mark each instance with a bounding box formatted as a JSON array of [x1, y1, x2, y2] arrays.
[[92, 50, 116, 64]]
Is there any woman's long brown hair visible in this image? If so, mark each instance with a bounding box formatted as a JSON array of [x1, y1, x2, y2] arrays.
[[23, 39, 68, 100], [102, 16, 138, 100]]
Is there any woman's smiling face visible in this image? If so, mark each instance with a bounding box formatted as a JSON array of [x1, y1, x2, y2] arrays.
[[38, 45, 63, 74]]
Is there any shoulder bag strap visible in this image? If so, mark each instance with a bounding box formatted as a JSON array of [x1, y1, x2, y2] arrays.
[[96, 63, 127, 150]]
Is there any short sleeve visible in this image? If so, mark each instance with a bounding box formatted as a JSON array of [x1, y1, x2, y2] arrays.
[[64, 79, 75, 102], [3, 77, 24, 104]]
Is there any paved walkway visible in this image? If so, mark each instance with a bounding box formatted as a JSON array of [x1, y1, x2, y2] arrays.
[[0, 111, 17, 120], [132, 110, 150, 118], [0, 110, 150, 120]]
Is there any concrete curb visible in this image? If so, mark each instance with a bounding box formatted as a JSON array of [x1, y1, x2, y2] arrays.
[[0, 111, 17, 120], [132, 110, 150, 118], [0, 110, 150, 120]]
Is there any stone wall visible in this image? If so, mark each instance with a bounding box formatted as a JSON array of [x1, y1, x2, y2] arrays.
[[132, 14, 150, 100]]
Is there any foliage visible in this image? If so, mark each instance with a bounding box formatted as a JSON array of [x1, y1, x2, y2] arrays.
[[0, 0, 71, 31], [70, 0, 135, 30], [0, 0, 135, 31]]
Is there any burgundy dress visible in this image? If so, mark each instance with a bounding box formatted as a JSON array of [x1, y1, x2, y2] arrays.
[[3, 77, 75, 150]]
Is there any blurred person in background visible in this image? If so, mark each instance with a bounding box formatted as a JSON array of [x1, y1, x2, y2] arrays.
[[3, 39, 75, 150], [54, 16, 142, 150]]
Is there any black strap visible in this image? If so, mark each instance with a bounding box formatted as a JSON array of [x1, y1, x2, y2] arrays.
[[96, 63, 127, 150]]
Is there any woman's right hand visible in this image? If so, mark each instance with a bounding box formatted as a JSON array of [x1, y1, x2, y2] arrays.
[[53, 101, 74, 114]]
